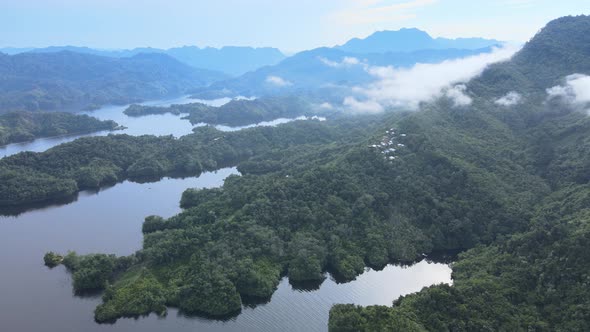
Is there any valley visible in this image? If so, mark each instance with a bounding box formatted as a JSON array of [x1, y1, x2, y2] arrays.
[[0, 8, 589, 332]]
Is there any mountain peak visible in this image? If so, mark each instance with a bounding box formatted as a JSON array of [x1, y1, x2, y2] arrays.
[[338, 28, 501, 54], [338, 28, 434, 54], [518, 14, 590, 58]]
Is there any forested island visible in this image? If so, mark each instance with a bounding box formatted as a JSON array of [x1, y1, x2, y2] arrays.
[[28, 16, 590, 330], [124, 96, 322, 127], [0, 111, 119, 146], [0, 119, 334, 207]]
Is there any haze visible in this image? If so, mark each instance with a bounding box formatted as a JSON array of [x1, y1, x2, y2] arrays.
[[1, 0, 586, 52]]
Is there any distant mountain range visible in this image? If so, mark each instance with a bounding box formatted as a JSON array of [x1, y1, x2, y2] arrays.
[[0, 46, 286, 77], [0, 51, 227, 113], [0, 27, 504, 112], [192, 46, 497, 99], [337, 28, 501, 54], [190, 28, 502, 98], [0, 28, 499, 77]]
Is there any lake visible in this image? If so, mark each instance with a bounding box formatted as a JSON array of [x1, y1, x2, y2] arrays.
[[0, 97, 452, 331], [0, 166, 451, 332], [0, 96, 222, 158], [0, 96, 313, 158]]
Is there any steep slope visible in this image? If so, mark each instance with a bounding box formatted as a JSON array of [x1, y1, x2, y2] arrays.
[[470, 15, 590, 97], [18, 14, 589, 329], [329, 15, 590, 331], [0, 51, 227, 112]]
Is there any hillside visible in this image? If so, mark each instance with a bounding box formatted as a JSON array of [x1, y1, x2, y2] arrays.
[[16, 15, 588, 328], [470, 15, 590, 99], [0, 111, 119, 146], [0, 13, 580, 329], [0, 51, 227, 113], [329, 15, 590, 331]]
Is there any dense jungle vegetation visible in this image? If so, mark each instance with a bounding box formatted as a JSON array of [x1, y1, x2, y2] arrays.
[[0, 118, 339, 207], [0, 111, 119, 145], [329, 15, 590, 331], [30, 15, 590, 330], [124, 96, 321, 127]]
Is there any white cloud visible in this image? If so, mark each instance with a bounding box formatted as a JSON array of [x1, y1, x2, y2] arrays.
[[343, 45, 519, 112], [343, 96, 384, 114], [265, 75, 292, 87], [342, 56, 362, 66], [318, 102, 335, 110], [319, 56, 365, 68], [547, 74, 590, 105], [495, 91, 522, 107], [445, 84, 472, 107]]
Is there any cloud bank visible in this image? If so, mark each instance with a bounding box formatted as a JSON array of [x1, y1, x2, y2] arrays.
[[445, 84, 472, 107], [343, 45, 520, 113], [343, 96, 384, 113], [319, 56, 364, 68], [266, 75, 292, 87], [547, 74, 590, 105], [495, 91, 523, 107]]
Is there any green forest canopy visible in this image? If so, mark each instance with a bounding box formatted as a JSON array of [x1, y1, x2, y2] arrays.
[[21, 14, 590, 330]]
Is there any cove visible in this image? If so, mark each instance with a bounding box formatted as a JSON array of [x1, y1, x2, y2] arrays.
[[0, 166, 451, 332]]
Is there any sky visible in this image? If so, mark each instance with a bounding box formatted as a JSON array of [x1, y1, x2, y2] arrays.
[[0, 0, 587, 52]]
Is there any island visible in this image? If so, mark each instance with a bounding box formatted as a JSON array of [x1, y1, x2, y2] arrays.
[[28, 16, 590, 330], [0, 111, 120, 146], [0, 118, 332, 207], [124, 96, 326, 127]]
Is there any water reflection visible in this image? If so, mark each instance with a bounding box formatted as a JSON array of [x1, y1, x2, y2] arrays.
[[0, 96, 449, 331], [0, 96, 318, 159], [0, 165, 451, 332], [0, 96, 232, 158]]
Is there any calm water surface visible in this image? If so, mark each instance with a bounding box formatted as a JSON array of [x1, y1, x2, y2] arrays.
[[0, 97, 452, 331], [0, 96, 315, 158], [0, 95, 207, 158], [0, 166, 451, 332]]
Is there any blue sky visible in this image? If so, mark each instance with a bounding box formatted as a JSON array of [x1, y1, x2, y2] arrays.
[[0, 0, 587, 52]]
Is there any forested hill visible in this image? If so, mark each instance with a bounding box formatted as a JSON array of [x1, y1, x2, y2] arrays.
[[26, 15, 590, 330], [0, 111, 119, 146], [329, 15, 590, 331], [470, 15, 590, 97], [124, 96, 324, 127], [0, 51, 227, 113]]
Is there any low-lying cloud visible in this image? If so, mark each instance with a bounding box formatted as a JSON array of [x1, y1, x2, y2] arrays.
[[495, 91, 522, 107], [445, 84, 472, 107], [547, 74, 590, 105], [318, 56, 364, 68], [342, 45, 520, 113], [317, 102, 335, 110], [266, 75, 292, 87], [343, 96, 384, 114]]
